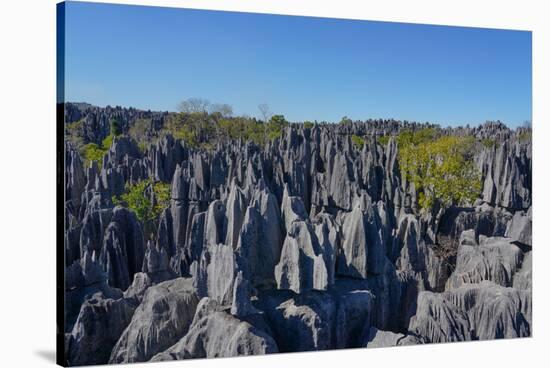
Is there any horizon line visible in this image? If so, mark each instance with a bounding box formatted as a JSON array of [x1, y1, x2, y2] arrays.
[[64, 100, 530, 130]]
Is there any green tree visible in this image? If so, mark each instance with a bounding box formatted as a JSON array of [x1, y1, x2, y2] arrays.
[[81, 143, 107, 167], [351, 134, 365, 148], [113, 179, 171, 239], [339, 116, 352, 125], [267, 114, 288, 141], [378, 135, 390, 147], [110, 117, 122, 136], [398, 132, 481, 211], [481, 138, 496, 148]]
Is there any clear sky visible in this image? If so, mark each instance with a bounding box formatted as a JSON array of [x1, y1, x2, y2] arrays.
[[63, 1, 532, 127]]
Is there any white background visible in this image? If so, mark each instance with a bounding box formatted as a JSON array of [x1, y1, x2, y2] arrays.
[[0, 0, 548, 367]]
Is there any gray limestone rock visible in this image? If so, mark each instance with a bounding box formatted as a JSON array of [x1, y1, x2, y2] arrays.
[[255, 286, 373, 352], [409, 291, 472, 343], [109, 278, 199, 363], [231, 271, 260, 317], [337, 197, 386, 278], [505, 208, 532, 247], [99, 207, 145, 290], [224, 180, 247, 248], [446, 237, 523, 289], [363, 327, 404, 348], [204, 200, 227, 246], [196, 243, 238, 306], [151, 309, 278, 361], [64, 106, 532, 359], [275, 220, 329, 293], [281, 184, 308, 233], [443, 281, 531, 340], [68, 296, 135, 366], [513, 251, 532, 290]]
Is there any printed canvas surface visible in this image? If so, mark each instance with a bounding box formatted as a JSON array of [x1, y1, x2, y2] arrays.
[[58, 1, 532, 366]]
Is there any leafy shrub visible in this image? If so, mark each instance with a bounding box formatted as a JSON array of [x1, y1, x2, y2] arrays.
[[303, 121, 314, 129], [102, 135, 114, 150], [109, 117, 122, 136], [351, 134, 365, 148], [163, 113, 201, 147], [399, 134, 481, 211], [138, 142, 148, 154], [246, 120, 267, 145], [113, 179, 171, 239], [481, 138, 497, 148], [79, 132, 117, 168], [378, 135, 390, 147], [397, 128, 438, 148], [339, 116, 352, 125], [266, 115, 288, 141], [66, 119, 84, 132], [518, 131, 532, 143], [65, 120, 85, 147], [129, 118, 153, 150], [81, 143, 107, 168], [171, 125, 198, 147]]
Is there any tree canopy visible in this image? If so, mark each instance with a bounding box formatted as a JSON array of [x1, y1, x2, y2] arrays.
[[113, 179, 171, 239], [397, 129, 481, 211]]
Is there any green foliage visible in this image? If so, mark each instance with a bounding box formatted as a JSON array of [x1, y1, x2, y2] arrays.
[[378, 135, 390, 147], [110, 117, 122, 136], [102, 135, 113, 150], [246, 120, 267, 145], [164, 113, 198, 147], [303, 121, 314, 129], [396, 128, 438, 148], [219, 118, 245, 140], [339, 116, 352, 125], [171, 125, 198, 147], [351, 134, 365, 148], [163, 107, 289, 148], [81, 143, 107, 167], [113, 179, 171, 238], [79, 133, 117, 168], [129, 118, 153, 150], [481, 138, 497, 148], [65, 120, 85, 147], [266, 114, 288, 141], [518, 131, 532, 143], [66, 119, 84, 132], [138, 142, 149, 154], [398, 134, 481, 211]]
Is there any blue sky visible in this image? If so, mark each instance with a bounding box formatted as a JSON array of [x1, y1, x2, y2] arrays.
[[63, 1, 532, 127]]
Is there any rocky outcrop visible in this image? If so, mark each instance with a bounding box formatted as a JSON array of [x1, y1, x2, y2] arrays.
[[480, 141, 531, 210], [409, 291, 473, 343], [68, 296, 135, 366], [444, 282, 531, 340], [235, 182, 283, 287], [363, 327, 421, 348], [255, 285, 373, 352], [275, 220, 330, 293], [109, 278, 199, 363], [65, 251, 123, 330], [506, 207, 532, 247], [445, 236, 523, 289], [231, 271, 260, 317], [513, 251, 532, 290], [64, 104, 532, 362], [151, 299, 277, 361], [337, 196, 386, 278], [195, 242, 238, 305], [99, 206, 145, 290]]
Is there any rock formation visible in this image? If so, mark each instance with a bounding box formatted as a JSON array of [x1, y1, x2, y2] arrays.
[[63, 103, 532, 365]]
